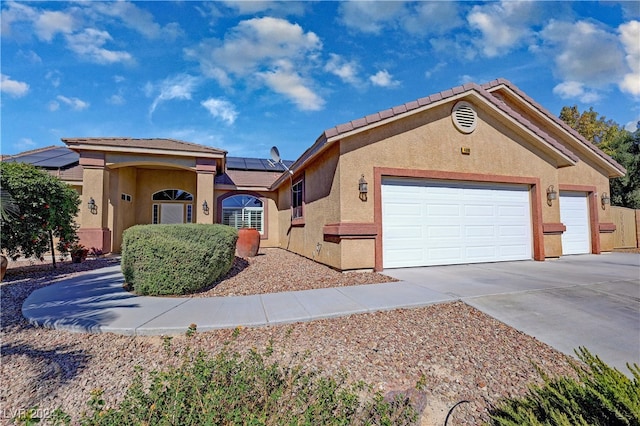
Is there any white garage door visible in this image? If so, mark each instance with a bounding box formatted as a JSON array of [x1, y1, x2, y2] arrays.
[[382, 179, 533, 268], [559, 192, 591, 255]]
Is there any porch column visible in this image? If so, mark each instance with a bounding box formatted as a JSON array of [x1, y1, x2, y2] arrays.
[[77, 152, 112, 252], [196, 158, 216, 224]]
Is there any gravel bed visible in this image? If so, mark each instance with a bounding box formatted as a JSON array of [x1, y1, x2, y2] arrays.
[[1, 250, 578, 425]]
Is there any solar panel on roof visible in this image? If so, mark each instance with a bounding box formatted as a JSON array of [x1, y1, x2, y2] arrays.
[[243, 158, 265, 171], [226, 157, 246, 169]]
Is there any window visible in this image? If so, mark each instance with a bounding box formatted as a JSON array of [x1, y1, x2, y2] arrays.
[[152, 189, 193, 201], [222, 195, 264, 233], [151, 189, 194, 224], [292, 178, 304, 219]]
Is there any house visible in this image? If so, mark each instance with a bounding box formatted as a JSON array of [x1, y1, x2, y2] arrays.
[[3, 78, 625, 271]]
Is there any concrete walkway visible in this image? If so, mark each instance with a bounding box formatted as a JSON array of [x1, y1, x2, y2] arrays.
[[21, 264, 455, 336], [21, 253, 639, 371]]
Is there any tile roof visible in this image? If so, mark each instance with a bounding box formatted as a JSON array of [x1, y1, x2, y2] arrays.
[[482, 78, 625, 175], [215, 169, 281, 188], [277, 79, 601, 189], [62, 137, 227, 155]]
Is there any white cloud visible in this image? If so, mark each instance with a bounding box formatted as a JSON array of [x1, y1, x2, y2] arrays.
[[56, 95, 89, 111], [187, 17, 321, 80], [48, 101, 60, 112], [201, 98, 238, 125], [19, 138, 37, 148], [424, 62, 447, 79], [185, 17, 324, 110], [540, 20, 626, 88], [625, 118, 640, 132], [337, 1, 407, 34], [324, 54, 361, 86], [258, 60, 324, 111], [619, 20, 640, 96], [17, 50, 42, 63], [369, 70, 400, 88], [468, 1, 540, 57], [1, 74, 29, 97], [83, 1, 182, 40], [45, 70, 61, 88], [35, 10, 75, 41], [403, 2, 463, 35], [220, 0, 307, 16], [552, 81, 601, 103], [148, 74, 200, 117], [65, 28, 133, 64], [108, 94, 125, 105]]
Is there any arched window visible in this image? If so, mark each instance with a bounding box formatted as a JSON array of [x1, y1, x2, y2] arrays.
[[222, 195, 264, 233], [152, 189, 194, 224], [152, 189, 193, 201]]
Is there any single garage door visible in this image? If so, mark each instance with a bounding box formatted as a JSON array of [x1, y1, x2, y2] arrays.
[[559, 192, 591, 255], [382, 178, 533, 268]]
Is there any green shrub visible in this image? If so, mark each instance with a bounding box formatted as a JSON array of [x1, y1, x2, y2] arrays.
[[23, 343, 418, 426], [489, 347, 640, 425], [121, 224, 237, 296]]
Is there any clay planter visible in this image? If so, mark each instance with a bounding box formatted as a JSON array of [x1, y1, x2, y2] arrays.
[[236, 228, 261, 257]]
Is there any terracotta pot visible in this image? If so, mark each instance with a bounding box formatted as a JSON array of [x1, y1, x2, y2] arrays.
[[1, 255, 7, 281], [236, 228, 261, 257]]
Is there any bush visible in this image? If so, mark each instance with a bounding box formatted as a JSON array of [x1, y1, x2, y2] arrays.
[[22, 342, 418, 426], [489, 347, 640, 425], [121, 224, 237, 296]]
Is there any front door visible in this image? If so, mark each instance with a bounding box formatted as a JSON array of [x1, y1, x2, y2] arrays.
[[160, 203, 184, 224]]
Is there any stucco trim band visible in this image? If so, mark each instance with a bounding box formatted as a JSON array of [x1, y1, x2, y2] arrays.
[[373, 167, 544, 271], [598, 223, 616, 233], [323, 223, 377, 241], [543, 223, 566, 235]]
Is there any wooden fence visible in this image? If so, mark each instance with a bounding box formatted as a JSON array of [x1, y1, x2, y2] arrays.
[[610, 206, 640, 249]]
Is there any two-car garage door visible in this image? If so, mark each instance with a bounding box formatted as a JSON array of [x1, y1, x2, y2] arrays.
[[382, 178, 533, 268]]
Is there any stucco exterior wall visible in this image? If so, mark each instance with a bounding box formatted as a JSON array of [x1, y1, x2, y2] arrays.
[[331, 100, 562, 269], [277, 144, 343, 268], [135, 169, 196, 226]]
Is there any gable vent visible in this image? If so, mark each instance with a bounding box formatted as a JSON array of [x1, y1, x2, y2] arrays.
[[452, 101, 478, 134]]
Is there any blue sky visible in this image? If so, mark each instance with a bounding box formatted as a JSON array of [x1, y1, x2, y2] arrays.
[[1, 1, 639, 159]]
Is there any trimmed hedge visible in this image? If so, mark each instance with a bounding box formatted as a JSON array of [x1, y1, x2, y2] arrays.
[[121, 224, 237, 296], [489, 347, 640, 425]]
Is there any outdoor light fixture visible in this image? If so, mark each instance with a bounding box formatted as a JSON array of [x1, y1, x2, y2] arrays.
[[601, 192, 610, 209], [359, 174, 368, 201], [546, 185, 557, 206], [202, 200, 209, 215], [88, 197, 98, 214]]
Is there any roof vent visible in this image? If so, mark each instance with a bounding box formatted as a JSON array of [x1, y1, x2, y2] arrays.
[[452, 101, 477, 134]]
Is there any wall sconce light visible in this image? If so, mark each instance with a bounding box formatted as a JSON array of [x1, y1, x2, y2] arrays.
[[202, 200, 210, 215], [601, 192, 610, 209], [358, 174, 368, 201], [546, 185, 557, 206], [88, 197, 98, 214]]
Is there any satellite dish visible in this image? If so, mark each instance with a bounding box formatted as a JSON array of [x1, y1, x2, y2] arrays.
[[270, 146, 281, 163]]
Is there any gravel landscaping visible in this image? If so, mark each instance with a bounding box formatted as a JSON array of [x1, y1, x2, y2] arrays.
[[1, 249, 578, 425]]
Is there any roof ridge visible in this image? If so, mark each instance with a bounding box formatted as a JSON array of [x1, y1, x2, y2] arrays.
[[483, 79, 625, 174], [2, 145, 63, 159]]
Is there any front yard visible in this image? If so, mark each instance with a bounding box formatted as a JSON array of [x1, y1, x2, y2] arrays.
[[1, 249, 577, 424]]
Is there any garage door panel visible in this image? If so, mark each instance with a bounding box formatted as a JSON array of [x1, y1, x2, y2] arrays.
[[383, 179, 532, 268], [560, 193, 590, 255]]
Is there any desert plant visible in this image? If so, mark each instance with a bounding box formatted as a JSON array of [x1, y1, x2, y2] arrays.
[[20, 344, 418, 425], [489, 347, 640, 425], [121, 224, 237, 295]]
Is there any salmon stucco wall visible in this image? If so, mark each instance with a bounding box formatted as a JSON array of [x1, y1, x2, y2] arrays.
[[331, 100, 561, 270], [109, 167, 138, 252], [135, 169, 196, 226], [277, 144, 343, 269]]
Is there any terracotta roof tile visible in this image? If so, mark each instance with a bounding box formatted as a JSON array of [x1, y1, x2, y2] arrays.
[[365, 113, 381, 124], [216, 170, 280, 188], [405, 100, 419, 111], [392, 105, 407, 114], [417, 96, 431, 106], [351, 117, 367, 128], [429, 93, 442, 102], [482, 79, 625, 175], [63, 137, 226, 155], [379, 109, 394, 119]]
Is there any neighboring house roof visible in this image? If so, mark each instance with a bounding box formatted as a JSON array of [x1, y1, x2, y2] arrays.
[[63, 137, 227, 158], [2, 145, 83, 182], [272, 78, 625, 189]]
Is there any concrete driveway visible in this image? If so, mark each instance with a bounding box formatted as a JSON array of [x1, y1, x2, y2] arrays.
[[384, 252, 640, 373]]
